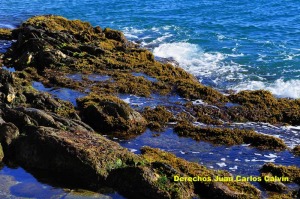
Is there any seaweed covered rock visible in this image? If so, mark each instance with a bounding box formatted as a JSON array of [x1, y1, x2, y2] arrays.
[[229, 90, 300, 125], [174, 121, 287, 150], [1, 107, 93, 133], [0, 28, 12, 40], [260, 172, 287, 193], [141, 147, 261, 199], [107, 165, 195, 199], [0, 122, 19, 153], [77, 94, 147, 133], [14, 125, 140, 185], [0, 69, 16, 103], [142, 106, 174, 130], [3, 15, 229, 106], [267, 191, 299, 199], [260, 163, 300, 184]]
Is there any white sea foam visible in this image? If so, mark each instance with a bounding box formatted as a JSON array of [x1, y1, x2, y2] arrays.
[[153, 42, 246, 88], [154, 43, 224, 75], [216, 162, 227, 167], [264, 154, 277, 159], [229, 166, 238, 170], [231, 79, 300, 99]]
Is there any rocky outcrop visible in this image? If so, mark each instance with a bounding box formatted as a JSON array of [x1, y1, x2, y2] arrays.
[[14, 126, 140, 184], [77, 94, 147, 134]]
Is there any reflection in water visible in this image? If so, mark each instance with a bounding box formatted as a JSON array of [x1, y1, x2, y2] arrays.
[[0, 165, 125, 198], [32, 81, 87, 106]]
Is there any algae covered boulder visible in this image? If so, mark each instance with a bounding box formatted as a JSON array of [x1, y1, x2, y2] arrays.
[[14, 125, 140, 185], [0, 122, 19, 153], [77, 94, 147, 133]]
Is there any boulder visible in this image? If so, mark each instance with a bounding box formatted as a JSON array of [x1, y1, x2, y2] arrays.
[[14, 126, 140, 185], [0, 122, 19, 149], [77, 94, 147, 134]]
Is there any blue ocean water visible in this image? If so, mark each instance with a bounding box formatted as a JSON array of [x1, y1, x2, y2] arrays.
[[1, 0, 300, 98]]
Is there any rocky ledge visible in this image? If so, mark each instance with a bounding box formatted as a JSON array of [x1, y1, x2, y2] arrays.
[[0, 15, 299, 198]]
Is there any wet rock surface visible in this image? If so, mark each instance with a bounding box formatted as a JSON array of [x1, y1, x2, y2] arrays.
[[0, 15, 299, 198], [77, 94, 147, 134]]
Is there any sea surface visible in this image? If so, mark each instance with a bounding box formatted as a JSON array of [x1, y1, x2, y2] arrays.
[[2, 0, 300, 98], [1, 1, 300, 198]]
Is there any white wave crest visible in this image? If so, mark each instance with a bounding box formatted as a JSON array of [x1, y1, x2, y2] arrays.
[[232, 79, 300, 98], [153, 42, 243, 81]]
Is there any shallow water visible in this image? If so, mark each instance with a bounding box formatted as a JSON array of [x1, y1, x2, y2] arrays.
[[0, 165, 125, 199], [32, 81, 87, 106]]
